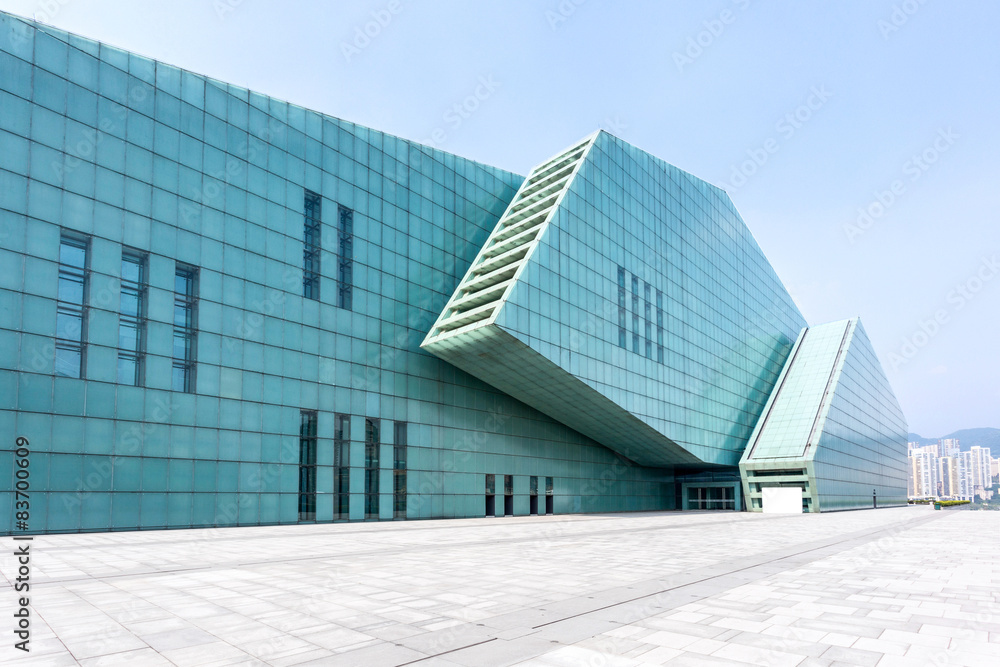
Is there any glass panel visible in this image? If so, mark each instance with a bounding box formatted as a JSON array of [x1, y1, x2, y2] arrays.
[[59, 241, 86, 267], [119, 322, 139, 351], [172, 332, 189, 359], [121, 256, 140, 283], [173, 303, 191, 328], [117, 357, 136, 384], [174, 271, 192, 295], [55, 346, 82, 378], [120, 291, 139, 318], [56, 309, 83, 340], [171, 363, 187, 392], [58, 274, 85, 304]]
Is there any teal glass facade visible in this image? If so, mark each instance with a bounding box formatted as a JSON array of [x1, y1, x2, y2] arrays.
[[1, 12, 906, 534], [1, 13, 672, 534]]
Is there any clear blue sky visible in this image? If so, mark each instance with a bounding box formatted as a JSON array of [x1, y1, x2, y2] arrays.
[[5, 0, 997, 437]]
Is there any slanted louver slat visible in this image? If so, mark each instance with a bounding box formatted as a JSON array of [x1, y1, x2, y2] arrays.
[[423, 132, 598, 342]]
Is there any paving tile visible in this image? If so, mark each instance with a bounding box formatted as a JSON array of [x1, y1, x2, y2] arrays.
[[712, 642, 807, 667], [879, 628, 950, 648], [140, 627, 221, 653], [820, 644, 884, 666], [853, 635, 910, 656], [295, 641, 427, 666], [78, 648, 175, 665], [663, 651, 756, 665], [819, 632, 856, 647], [157, 641, 253, 665]]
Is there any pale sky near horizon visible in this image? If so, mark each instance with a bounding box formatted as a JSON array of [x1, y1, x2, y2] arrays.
[[3, 0, 997, 437]]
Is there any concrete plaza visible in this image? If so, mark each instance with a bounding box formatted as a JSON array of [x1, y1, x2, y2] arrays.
[[1, 507, 998, 666]]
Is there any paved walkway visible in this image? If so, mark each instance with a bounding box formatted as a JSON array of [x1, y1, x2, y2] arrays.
[[1, 507, 997, 666]]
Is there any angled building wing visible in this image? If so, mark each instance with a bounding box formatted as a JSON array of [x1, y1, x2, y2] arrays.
[[740, 318, 909, 511], [423, 131, 808, 468]]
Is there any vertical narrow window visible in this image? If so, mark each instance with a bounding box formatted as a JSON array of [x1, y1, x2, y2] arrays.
[[545, 476, 554, 515], [118, 251, 147, 385], [334, 413, 351, 520], [656, 289, 664, 364], [644, 282, 652, 359], [303, 190, 322, 300], [631, 275, 639, 354], [298, 410, 317, 521], [337, 205, 353, 310], [55, 234, 89, 378], [529, 476, 539, 515], [172, 265, 198, 393], [485, 474, 496, 517], [503, 474, 514, 517], [393, 421, 407, 519], [616, 266, 626, 348], [364, 417, 380, 519]]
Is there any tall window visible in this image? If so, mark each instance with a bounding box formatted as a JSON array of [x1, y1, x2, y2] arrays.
[[393, 421, 407, 519], [656, 289, 665, 364], [118, 251, 147, 385], [298, 410, 318, 521], [55, 234, 89, 378], [616, 266, 626, 349], [303, 190, 322, 300], [172, 265, 198, 392], [334, 413, 350, 520], [644, 282, 652, 359], [546, 476, 554, 514], [337, 205, 353, 310], [364, 417, 380, 519], [631, 275, 639, 354]]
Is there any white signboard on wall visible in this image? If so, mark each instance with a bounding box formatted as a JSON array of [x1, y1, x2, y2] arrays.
[[762, 487, 803, 514]]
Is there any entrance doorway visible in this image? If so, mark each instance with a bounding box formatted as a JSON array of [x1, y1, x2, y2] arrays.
[[687, 486, 736, 510]]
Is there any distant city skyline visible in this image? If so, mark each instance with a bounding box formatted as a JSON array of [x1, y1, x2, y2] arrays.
[[4, 0, 996, 434]]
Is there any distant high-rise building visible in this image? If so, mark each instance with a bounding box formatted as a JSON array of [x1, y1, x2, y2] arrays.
[[940, 438, 961, 458], [969, 447, 993, 499], [956, 452, 976, 500], [938, 457, 956, 497], [908, 449, 938, 498]]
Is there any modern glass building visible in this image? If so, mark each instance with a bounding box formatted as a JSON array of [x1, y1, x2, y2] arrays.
[[0, 12, 907, 534]]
